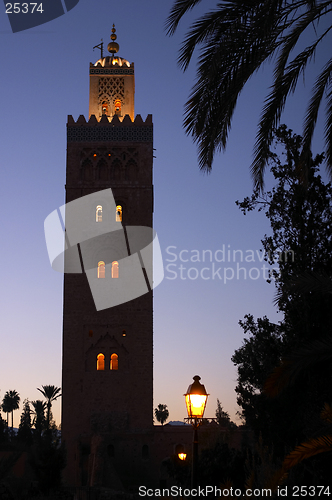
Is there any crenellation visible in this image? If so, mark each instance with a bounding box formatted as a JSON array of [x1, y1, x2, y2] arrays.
[[67, 113, 153, 126]]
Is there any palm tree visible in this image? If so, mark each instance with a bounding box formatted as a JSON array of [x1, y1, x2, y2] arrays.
[[154, 404, 169, 426], [37, 385, 61, 430], [2, 395, 11, 426], [2, 390, 20, 430], [166, 0, 332, 190], [31, 400, 47, 437]]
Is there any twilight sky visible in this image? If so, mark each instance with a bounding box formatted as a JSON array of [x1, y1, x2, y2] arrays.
[[0, 0, 330, 427]]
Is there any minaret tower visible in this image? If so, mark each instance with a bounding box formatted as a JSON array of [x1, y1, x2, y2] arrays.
[[62, 27, 154, 488]]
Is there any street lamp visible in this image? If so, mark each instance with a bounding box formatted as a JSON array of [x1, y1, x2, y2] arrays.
[[184, 375, 209, 489]]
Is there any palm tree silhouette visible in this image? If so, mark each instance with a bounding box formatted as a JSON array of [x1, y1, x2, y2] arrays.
[[166, 0, 332, 190], [154, 404, 169, 426], [2, 396, 11, 426], [37, 385, 61, 430], [2, 390, 20, 430], [31, 399, 47, 437]]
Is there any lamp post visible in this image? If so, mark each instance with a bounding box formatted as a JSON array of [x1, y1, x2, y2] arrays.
[[184, 375, 209, 489]]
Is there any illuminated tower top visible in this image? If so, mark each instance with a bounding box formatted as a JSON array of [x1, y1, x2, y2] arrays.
[[89, 25, 135, 121]]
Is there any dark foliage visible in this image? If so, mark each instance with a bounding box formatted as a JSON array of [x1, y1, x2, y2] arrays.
[[233, 126, 332, 480]]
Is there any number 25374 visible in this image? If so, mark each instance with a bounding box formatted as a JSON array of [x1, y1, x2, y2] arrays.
[[6, 3, 44, 14]]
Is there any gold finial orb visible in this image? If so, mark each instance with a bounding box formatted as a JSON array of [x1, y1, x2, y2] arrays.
[[108, 24, 119, 54]]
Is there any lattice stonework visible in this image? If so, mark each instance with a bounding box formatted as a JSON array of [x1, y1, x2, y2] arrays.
[[98, 77, 125, 106]]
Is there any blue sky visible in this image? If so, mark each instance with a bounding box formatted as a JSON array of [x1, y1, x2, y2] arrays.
[[0, 0, 330, 427]]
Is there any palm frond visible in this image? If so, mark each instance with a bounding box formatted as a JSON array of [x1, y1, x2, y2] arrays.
[[283, 435, 332, 470], [302, 56, 332, 167], [324, 80, 332, 176], [244, 469, 255, 491], [273, 270, 332, 306], [165, 0, 203, 35], [321, 403, 332, 424], [252, 44, 319, 189], [266, 467, 288, 491], [184, 22, 284, 169], [166, 0, 332, 187], [274, 1, 332, 80], [264, 335, 332, 397], [177, 8, 233, 70], [37, 385, 61, 402]]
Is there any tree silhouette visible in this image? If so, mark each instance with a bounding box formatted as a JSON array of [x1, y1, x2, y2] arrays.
[[232, 126, 332, 480], [2, 395, 11, 426], [154, 404, 169, 426], [215, 399, 231, 427], [31, 399, 47, 438], [37, 385, 61, 431], [2, 390, 20, 430], [17, 399, 33, 444], [166, 0, 332, 190]]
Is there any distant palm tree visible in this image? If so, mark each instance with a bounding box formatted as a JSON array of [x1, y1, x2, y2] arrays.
[[2, 396, 11, 426], [154, 404, 169, 426], [166, 0, 332, 190], [2, 390, 20, 430], [37, 385, 61, 430], [31, 399, 47, 437]]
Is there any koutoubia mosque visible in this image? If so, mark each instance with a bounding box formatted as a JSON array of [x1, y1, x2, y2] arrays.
[[61, 27, 193, 489]]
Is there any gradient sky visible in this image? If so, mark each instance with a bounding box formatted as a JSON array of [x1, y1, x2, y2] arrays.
[[0, 0, 330, 428]]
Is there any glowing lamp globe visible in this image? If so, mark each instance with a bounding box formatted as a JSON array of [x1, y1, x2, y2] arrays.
[[185, 375, 209, 420]]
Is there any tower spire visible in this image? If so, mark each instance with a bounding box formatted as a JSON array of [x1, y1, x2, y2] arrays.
[[108, 24, 119, 56]]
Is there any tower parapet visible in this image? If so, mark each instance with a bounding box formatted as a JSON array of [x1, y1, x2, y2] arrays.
[[67, 114, 152, 144]]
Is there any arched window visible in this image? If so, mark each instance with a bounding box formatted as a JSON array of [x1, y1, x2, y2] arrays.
[[82, 159, 93, 181], [96, 205, 102, 222], [111, 159, 121, 180], [125, 159, 137, 181], [114, 99, 121, 115], [110, 353, 118, 370], [102, 101, 109, 115], [116, 205, 122, 222], [97, 353, 105, 371], [111, 261, 119, 279], [98, 261, 105, 279], [97, 160, 108, 181]]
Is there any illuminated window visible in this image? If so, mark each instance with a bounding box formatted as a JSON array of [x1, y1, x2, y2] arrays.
[[116, 205, 122, 222], [112, 261, 119, 279], [98, 261, 105, 278], [97, 353, 105, 371], [114, 99, 121, 115], [96, 205, 102, 222], [102, 101, 109, 115], [110, 353, 118, 370]]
